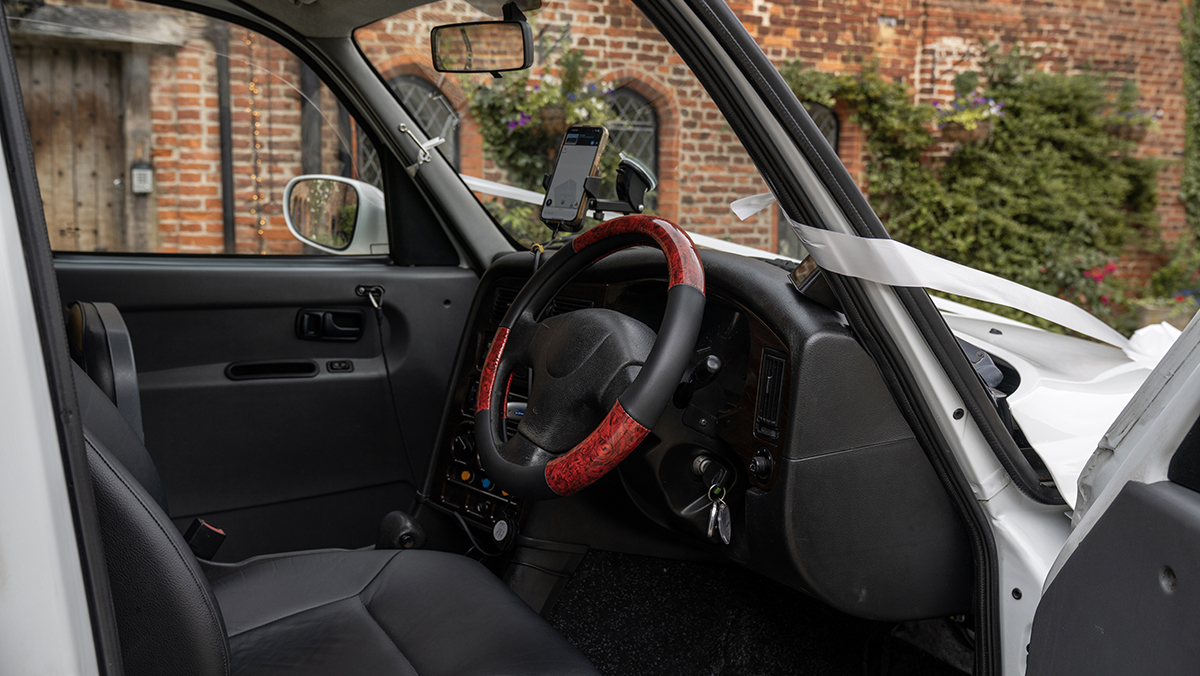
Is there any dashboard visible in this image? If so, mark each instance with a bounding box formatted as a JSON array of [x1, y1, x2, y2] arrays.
[[422, 245, 975, 622]]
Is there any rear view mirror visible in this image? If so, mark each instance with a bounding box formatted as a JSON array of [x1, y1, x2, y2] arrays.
[[431, 21, 533, 73], [284, 176, 388, 255]]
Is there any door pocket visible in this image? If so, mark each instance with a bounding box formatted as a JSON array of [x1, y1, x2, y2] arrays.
[[225, 359, 319, 381]]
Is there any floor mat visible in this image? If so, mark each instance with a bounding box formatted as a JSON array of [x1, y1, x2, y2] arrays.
[[546, 550, 969, 676]]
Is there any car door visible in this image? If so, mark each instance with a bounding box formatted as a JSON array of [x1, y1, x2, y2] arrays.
[[21, 3, 478, 562], [1026, 317, 1200, 674]]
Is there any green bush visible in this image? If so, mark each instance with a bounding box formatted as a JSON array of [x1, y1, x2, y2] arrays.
[[1159, 0, 1200, 303], [781, 47, 1160, 334]]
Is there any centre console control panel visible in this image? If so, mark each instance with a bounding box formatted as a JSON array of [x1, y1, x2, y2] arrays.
[[433, 420, 524, 527]]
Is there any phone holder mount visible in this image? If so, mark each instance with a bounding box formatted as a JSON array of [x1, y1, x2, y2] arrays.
[[541, 155, 657, 234]]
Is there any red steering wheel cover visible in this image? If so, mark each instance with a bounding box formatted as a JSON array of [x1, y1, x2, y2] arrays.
[[572, 214, 705, 293], [476, 326, 510, 415], [476, 215, 704, 497], [544, 401, 649, 495]]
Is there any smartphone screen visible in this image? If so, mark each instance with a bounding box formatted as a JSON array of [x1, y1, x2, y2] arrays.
[[541, 126, 607, 224]]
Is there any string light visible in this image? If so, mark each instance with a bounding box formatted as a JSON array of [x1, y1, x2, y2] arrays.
[[244, 30, 267, 254]]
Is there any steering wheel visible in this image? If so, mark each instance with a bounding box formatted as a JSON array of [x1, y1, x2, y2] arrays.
[[474, 215, 706, 499]]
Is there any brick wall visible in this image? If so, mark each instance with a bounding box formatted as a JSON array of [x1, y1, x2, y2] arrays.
[[34, 0, 1188, 265], [727, 0, 1185, 276], [151, 19, 350, 254]]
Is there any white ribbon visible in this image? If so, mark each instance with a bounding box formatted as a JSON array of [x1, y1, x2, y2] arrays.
[[731, 192, 1133, 352], [461, 174, 546, 205]]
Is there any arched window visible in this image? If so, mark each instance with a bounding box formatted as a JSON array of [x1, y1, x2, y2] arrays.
[[358, 75, 461, 188], [804, 102, 839, 151], [390, 75, 461, 169], [608, 87, 658, 208], [779, 102, 839, 257]]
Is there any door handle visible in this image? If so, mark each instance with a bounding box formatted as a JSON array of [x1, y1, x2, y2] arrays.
[[296, 309, 365, 341]]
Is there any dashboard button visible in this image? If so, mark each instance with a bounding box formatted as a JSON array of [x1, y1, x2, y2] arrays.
[[460, 470, 472, 482], [481, 478, 493, 490]]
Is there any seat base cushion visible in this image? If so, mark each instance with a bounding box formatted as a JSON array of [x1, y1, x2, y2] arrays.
[[208, 549, 598, 676]]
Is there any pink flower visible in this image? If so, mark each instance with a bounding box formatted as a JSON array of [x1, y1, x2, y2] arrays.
[[1101, 295, 1111, 305], [1177, 294, 1186, 302]]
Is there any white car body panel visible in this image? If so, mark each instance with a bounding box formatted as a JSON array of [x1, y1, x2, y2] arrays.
[[936, 299, 1155, 508], [0, 135, 99, 675]]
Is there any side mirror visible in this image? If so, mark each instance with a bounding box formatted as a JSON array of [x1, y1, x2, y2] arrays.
[[284, 175, 388, 255], [430, 21, 533, 73]]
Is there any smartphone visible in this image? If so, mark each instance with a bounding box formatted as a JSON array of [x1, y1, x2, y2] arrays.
[[541, 125, 608, 226]]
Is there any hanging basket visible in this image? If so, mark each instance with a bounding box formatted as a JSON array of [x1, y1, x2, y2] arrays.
[[1105, 122, 1149, 143], [940, 119, 992, 143]]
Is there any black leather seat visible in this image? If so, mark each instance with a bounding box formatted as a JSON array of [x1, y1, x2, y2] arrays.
[[72, 305, 598, 676]]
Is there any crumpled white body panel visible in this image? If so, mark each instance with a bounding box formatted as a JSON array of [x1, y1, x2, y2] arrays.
[[935, 298, 1173, 507]]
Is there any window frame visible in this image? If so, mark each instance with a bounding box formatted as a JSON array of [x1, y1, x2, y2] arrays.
[[608, 86, 660, 185]]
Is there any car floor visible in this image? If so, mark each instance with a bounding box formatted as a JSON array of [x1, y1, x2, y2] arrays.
[[546, 550, 970, 676]]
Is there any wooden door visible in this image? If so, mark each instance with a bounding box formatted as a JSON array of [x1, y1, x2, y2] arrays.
[[14, 44, 124, 252]]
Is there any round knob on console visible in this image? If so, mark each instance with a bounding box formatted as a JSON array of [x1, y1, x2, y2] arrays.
[[749, 449, 774, 481]]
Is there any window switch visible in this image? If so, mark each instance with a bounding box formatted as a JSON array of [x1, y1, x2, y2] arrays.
[[326, 360, 353, 373]]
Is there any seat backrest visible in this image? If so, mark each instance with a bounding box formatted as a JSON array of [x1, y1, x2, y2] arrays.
[[75, 361, 167, 511], [68, 301, 144, 440], [76, 363, 230, 676]]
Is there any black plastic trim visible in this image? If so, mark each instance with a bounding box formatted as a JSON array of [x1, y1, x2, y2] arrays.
[[0, 4, 123, 673], [1169, 412, 1200, 494]]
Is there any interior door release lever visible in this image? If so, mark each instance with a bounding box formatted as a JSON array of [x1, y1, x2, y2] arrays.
[[296, 309, 365, 341]]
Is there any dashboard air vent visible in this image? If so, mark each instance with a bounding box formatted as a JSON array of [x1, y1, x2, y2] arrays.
[[544, 295, 594, 318], [755, 349, 787, 441], [491, 285, 520, 325]]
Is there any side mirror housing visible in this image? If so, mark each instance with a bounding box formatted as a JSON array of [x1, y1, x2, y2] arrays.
[[284, 175, 388, 255], [430, 20, 533, 73]]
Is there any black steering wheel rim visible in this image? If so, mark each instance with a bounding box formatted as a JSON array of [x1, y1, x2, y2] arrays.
[[474, 215, 706, 499]]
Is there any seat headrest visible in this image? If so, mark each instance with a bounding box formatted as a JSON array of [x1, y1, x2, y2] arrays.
[[68, 301, 144, 440]]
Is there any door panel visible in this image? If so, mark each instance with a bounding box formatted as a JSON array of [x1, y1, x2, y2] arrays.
[[1028, 480, 1200, 674], [57, 255, 477, 561]]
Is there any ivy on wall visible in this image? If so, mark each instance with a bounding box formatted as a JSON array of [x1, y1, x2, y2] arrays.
[[1159, 0, 1200, 301], [781, 47, 1161, 333]]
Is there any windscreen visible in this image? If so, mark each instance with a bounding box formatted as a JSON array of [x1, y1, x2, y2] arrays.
[[354, 0, 775, 249]]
